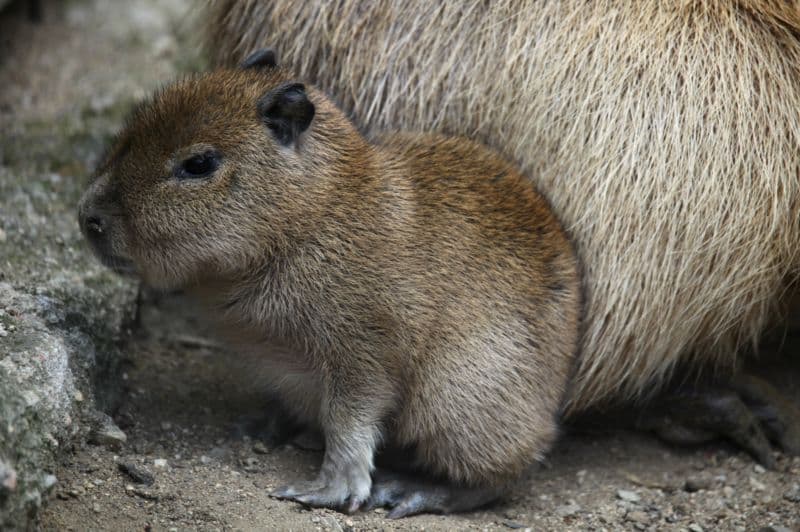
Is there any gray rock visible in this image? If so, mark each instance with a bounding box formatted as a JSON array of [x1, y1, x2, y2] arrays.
[[783, 485, 800, 503], [616, 489, 642, 503], [208, 446, 230, 460], [89, 412, 128, 449], [241, 456, 260, 473], [252, 441, 270, 454], [626, 510, 650, 525], [749, 477, 767, 491], [131, 486, 160, 501], [0, 113, 139, 528], [117, 462, 155, 486], [0, 458, 18, 495]]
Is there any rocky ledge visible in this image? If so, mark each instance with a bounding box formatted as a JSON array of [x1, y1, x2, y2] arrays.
[[0, 117, 139, 527]]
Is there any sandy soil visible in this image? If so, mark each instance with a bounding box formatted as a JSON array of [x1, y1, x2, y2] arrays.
[[37, 293, 800, 531], [2, 0, 799, 530]]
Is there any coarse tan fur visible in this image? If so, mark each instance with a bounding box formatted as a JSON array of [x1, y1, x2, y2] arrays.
[[77, 66, 581, 497], [204, 0, 800, 414]]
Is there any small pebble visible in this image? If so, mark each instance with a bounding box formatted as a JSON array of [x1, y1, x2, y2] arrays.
[[153, 458, 168, 468], [783, 485, 800, 502], [616, 489, 641, 503], [626, 510, 650, 525], [117, 462, 155, 485], [555, 502, 581, 517], [43, 474, 57, 491], [749, 477, 766, 491], [323, 516, 344, 532], [131, 487, 160, 501], [688, 524, 704, 532], [209, 446, 229, 459], [253, 441, 270, 454], [89, 413, 127, 450], [753, 464, 766, 474], [0, 461, 16, 493], [242, 457, 259, 472]]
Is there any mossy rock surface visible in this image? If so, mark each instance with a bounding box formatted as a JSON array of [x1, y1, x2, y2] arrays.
[[0, 116, 139, 528], [0, 0, 199, 525]]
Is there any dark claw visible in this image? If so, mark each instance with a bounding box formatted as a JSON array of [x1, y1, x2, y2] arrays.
[[731, 374, 800, 456], [387, 493, 428, 519]]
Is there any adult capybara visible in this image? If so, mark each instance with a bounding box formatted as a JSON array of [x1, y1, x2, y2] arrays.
[[204, 1, 800, 457]]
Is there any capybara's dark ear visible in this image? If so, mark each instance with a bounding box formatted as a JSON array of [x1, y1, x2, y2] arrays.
[[240, 48, 277, 70], [257, 82, 315, 146]]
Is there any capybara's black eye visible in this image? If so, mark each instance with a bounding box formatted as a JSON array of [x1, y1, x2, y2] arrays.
[[177, 151, 220, 179]]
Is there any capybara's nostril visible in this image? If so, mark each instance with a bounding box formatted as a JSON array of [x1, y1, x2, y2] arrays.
[[80, 210, 109, 240], [86, 215, 104, 235]]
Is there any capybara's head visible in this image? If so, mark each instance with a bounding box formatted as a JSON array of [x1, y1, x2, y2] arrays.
[[77, 49, 329, 289]]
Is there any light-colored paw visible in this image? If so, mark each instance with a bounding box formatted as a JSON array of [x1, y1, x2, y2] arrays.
[[271, 470, 371, 512]]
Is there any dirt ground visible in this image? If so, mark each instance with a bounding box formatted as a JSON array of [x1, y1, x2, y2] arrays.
[[36, 292, 800, 532], [3, 0, 799, 530]]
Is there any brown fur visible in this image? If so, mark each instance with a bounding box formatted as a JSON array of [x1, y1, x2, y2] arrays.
[[204, 0, 800, 413], [77, 66, 581, 498]]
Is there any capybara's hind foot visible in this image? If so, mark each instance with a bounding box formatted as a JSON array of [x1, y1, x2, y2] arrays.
[[363, 469, 505, 518], [636, 374, 800, 468]]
